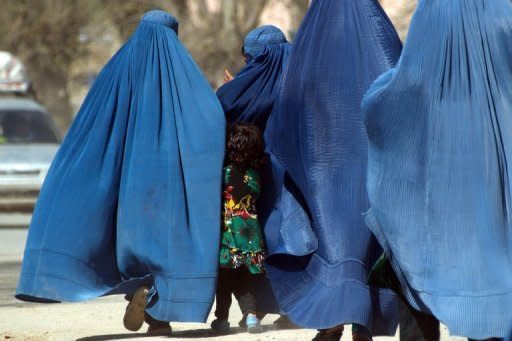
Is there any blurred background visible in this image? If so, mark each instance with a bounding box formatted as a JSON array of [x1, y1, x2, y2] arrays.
[[0, 0, 416, 130], [0, 0, 416, 228]]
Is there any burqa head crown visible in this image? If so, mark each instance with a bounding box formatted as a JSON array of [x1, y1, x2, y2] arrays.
[[142, 10, 179, 34]]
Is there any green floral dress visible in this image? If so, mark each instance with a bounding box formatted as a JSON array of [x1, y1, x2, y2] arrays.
[[219, 164, 265, 274]]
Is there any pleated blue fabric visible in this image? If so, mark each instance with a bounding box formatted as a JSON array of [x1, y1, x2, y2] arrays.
[[16, 10, 226, 323], [362, 0, 512, 338], [263, 0, 402, 334], [216, 28, 291, 130]]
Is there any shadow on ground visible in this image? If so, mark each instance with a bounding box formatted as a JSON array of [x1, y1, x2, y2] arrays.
[[75, 326, 257, 340], [0, 261, 25, 308]]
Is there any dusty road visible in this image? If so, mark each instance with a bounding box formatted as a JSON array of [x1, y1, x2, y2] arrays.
[[0, 228, 460, 341]]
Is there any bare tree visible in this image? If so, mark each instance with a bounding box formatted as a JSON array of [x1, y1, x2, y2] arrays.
[[380, 0, 417, 40], [0, 0, 92, 129], [174, 0, 271, 86], [181, 0, 309, 85], [101, 0, 307, 86], [0, 0, 309, 131]]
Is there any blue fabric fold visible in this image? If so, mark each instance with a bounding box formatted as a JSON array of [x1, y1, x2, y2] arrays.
[[362, 0, 512, 338], [263, 0, 402, 334], [16, 10, 226, 323]]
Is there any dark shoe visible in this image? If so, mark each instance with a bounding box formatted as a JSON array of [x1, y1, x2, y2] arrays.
[[238, 316, 246, 329], [123, 286, 149, 332], [211, 318, 230, 334], [351, 323, 373, 341], [352, 334, 373, 341], [312, 326, 344, 341], [147, 323, 172, 336], [273, 315, 300, 330]]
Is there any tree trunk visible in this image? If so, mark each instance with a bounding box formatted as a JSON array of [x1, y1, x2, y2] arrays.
[[28, 66, 73, 132]]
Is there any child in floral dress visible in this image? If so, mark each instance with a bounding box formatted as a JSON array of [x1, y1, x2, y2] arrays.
[[211, 123, 267, 334]]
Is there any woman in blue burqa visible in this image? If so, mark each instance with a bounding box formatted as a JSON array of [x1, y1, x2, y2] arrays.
[[362, 0, 512, 340], [16, 10, 226, 335], [217, 25, 292, 131], [263, 0, 402, 340], [215, 25, 294, 330]]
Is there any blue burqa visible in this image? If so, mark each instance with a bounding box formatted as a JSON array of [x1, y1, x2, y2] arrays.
[[16, 10, 226, 323], [263, 0, 402, 334], [216, 25, 292, 130], [362, 0, 512, 339], [216, 26, 292, 314]]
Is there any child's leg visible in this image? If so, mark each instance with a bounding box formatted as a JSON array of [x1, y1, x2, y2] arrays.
[[235, 268, 264, 333], [211, 268, 235, 333], [234, 267, 258, 315], [214, 268, 235, 321], [399, 299, 440, 341]]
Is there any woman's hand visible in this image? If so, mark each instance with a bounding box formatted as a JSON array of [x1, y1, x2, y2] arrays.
[[223, 68, 234, 84]]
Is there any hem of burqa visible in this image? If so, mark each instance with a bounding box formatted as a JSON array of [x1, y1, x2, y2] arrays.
[[261, 154, 398, 336], [365, 209, 512, 340], [15, 249, 215, 323], [264, 257, 398, 335]]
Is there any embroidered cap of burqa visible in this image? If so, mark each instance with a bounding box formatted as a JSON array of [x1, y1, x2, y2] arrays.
[[263, 0, 402, 333], [216, 25, 292, 130], [362, 0, 512, 338], [16, 10, 225, 323]]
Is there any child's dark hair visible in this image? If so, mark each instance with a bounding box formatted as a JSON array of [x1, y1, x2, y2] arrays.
[[226, 123, 265, 170]]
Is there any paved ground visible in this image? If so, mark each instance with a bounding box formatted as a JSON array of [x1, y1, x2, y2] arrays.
[[0, 228, 461, 341]]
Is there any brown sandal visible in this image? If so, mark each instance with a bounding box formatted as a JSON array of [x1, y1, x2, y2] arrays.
[[123, 286, 149, 331]]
